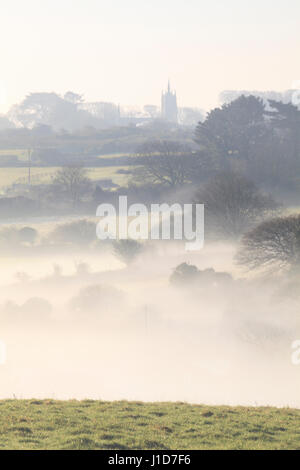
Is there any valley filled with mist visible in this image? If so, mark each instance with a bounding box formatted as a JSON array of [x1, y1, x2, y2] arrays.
[[0, 217, 299, 408]]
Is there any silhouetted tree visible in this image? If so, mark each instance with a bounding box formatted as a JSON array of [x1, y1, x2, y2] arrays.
[[195, 95, 267, 170], [194, 95, 300, 190], [266, 100, 300, 174], [236, 214, 300, 273], [8, 92, 99, 131], [195, 172, 279, 239], [131, 140, 200, 187], [52, 166, 91, 207]]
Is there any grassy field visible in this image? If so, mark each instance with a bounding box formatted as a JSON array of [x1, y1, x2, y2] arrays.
[[0, 165, 133, 189], [0, 400, 299, 450], [0, 149, 28, 160]]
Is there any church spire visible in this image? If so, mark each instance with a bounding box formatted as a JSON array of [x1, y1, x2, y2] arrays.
[[161, 79, 178, 123]]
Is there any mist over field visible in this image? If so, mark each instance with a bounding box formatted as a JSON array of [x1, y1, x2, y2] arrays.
[[0, 225, 299, 408], [1, 91, 300, 413]]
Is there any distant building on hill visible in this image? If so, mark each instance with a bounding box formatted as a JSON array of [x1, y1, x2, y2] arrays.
[[161, 80, 178, 123]]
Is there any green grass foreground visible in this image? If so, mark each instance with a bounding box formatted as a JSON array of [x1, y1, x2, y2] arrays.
[[0, 400, 299, 450]]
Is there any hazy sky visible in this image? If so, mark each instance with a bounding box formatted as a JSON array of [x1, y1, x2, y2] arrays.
[[0, 0, 299, 112]]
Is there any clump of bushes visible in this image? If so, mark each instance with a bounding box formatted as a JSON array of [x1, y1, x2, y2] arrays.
[[112, 239, 143, 265], [69, 284, 123, 315], [47, 219, 97, 246], [170, 262, 232, 286], [1, 297, 52, 322], [0, 226, 38, 249]]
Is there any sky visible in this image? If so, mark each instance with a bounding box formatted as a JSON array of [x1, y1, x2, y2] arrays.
[[0, 0, 299, 113]]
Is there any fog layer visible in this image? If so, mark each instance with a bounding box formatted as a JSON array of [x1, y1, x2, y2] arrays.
[[0, 239, 299, 407]]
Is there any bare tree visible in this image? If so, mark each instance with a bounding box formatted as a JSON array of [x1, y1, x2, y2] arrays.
[[53, 166, 90, 207], [131, 140, 200, 188], [236, 215, 300, 273], [195, 172, 279, 239]]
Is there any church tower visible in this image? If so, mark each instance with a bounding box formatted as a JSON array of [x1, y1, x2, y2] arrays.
[[161, 80, 178, 123]]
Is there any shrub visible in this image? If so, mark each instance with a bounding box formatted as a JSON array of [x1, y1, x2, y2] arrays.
[[112, 239, 143, 265], [18, 227, 38, 244], [0, 226, 38, 248], [170, 262, 232, 286], [69, 284, 123, 314], [48, 219, 97, 246], [21, 297, 53, 317]]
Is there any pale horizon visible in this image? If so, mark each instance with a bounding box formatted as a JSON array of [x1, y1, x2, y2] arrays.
[[0, 0, 300, 113]]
